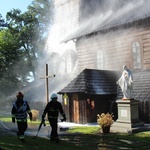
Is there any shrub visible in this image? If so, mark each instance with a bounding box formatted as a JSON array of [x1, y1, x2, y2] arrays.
[[97, 113, 114, 128], [31, 109, 39, 121]]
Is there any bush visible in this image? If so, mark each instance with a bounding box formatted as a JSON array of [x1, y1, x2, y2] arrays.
[[97, 113, 114, 128], [31, 109, 39, 121]]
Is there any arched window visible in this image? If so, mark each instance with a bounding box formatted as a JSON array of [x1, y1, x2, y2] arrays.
[[132, 42, 141, 69], [96, 50, 104, 69]]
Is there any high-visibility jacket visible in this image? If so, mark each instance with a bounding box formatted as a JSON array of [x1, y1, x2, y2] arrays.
[[42, 101, 66, 119], [12, 100, 31, 122]]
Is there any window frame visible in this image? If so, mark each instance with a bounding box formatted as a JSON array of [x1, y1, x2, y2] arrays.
[[130, 39, 143, 70]]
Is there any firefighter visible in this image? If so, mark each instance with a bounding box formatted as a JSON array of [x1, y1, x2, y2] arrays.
[[42, 93, 66, 142], [11, 92, 32, 142]]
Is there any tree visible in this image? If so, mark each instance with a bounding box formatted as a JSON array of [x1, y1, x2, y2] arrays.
[[6, 0, 54, 80], [27, 0, 54, 37], [0, 29, 30, 97], [0, 0, 54, 97], [0, 14, 8, 29]]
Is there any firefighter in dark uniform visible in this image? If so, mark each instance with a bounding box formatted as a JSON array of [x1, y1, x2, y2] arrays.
[[42, 93, 66, 142], [11, 92, 32, 142]]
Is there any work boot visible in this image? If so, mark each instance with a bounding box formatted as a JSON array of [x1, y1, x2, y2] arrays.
[[50, 137, 55, 142], [55, 137, 60, 143], [19, 135, 25, 143], [20, 138, 25, 143], [17, 132, 20, 137]]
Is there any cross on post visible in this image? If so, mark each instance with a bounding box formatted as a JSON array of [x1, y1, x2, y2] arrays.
[[39, 64, 55, 105]]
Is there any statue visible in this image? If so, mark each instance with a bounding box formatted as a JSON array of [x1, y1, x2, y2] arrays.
[[117, 65, 133, 100]]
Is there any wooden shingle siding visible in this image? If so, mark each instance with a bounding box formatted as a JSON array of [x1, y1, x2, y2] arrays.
[[142, 33, 150, 67], [76, 25, 150, 71]]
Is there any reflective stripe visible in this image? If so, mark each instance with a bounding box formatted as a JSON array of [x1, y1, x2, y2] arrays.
[[19, 135, 25, 139], [16, 112, 27, 120], [48, 116, 57, 119], [17, 119, 27, 122], [49, 109, 58, 112]]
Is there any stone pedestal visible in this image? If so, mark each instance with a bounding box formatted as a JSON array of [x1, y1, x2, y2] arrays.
[[111, 99, 146, 133]]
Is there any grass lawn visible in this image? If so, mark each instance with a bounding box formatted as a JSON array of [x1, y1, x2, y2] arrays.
[[0, 129, 150, 150], [0, 117, 150, 150], [0, 135, 87, 150], [0, 116, 50, 124]]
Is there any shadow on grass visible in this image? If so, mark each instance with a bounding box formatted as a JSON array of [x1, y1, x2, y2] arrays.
[[0, 132, 150, 150], [59, 132, 150, 150]]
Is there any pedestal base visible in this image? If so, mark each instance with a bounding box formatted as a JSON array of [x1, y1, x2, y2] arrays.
[[110, 121, 147, 133], [110, 99, 147, 133]]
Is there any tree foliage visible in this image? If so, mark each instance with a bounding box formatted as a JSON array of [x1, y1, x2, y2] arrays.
[[28, 0, 54, 37], [0, 29, 29, 97], [0, 14, 8, 29], [0, 0, 54, 98]]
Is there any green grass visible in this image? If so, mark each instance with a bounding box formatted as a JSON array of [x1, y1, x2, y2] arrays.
[[1, 117, 150, 150], [0, 116, 49, 125], [0, 135, 85, 150], [0, 116, 12, 122], [1, 130, 150, 150], [68, 126, 100, 134]]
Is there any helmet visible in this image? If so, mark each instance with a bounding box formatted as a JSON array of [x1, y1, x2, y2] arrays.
[[16, 92, 24, 98], [50, 93, 58, 99]]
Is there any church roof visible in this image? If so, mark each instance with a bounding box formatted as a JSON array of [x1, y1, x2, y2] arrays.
[[63, 0, 150, 42], [132, 70, 150, 101]]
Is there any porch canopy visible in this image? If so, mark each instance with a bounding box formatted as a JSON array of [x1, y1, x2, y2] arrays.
[[58, 69, 120, 95]]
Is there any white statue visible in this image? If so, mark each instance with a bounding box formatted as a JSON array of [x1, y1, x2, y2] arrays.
[[117, 65, 133, 99]]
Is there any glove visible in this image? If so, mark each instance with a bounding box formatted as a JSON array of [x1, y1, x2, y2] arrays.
[[62, 114, 66, 122], [12, 117, 15, 123], [63, 117, 66, 122], [29, 112, 32, 121], [43, 121, 46, 126], [61, 117, 66, 122], [42, 114, 45, 122]]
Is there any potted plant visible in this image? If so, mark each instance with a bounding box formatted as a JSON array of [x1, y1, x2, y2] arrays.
[[31, 109, 39, 121], [97, 113, 114, 133]]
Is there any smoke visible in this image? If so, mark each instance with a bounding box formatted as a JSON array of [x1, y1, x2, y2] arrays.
[[3, 0, 149, 103], [64, 0, 147, 42], [36, 0, 149, 101]]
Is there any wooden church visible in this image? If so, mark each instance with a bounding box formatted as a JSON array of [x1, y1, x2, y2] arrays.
[[53, 0, 150, 123]]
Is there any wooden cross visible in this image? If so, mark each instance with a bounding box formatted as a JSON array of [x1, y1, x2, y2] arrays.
[[39, 64, 55, 105]]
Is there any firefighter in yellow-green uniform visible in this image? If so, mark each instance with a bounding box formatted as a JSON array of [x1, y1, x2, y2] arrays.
[[11, 92, 32, 142], [42, 93, 66, 143]]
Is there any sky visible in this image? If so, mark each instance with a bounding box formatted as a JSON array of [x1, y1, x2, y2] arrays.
[[0, 0, 33, 19]]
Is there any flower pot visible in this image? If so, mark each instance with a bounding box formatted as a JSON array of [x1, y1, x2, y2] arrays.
[[102, 126, 110, 134]]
